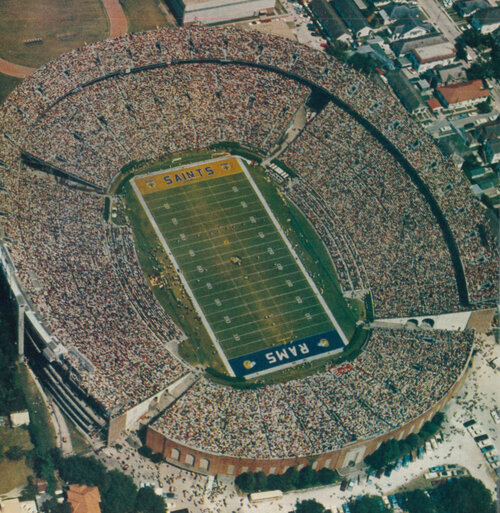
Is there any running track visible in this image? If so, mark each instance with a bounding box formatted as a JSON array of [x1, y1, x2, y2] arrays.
[[0, 0, 128, 79]]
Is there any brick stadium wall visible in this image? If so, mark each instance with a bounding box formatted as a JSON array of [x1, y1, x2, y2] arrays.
[[145, 363, 470, 476]]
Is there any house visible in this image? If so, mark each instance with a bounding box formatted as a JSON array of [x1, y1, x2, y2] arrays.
[[477, 118, 500, 142], [485, 139, 500, 164], [436, 64, 467, 84], [310, 0, 351, 42], [409, 42, 457, 71], [454, 0, 490, 18], [391, 34, 448, 57], [427, 97, 445, 113], [436, 79, 490, 109], [389, 18, 431, 41], [472, 6, 500, 34], [380, 3, 420, 24], [386, 70, 427, 114], [10, 410, 30, 427], [67, 485, 102, 513], [356, 42, 396, 69], [332, 0, 371, 38]]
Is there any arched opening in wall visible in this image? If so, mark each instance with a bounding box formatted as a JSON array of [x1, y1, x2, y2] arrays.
[[185, 454, 195, 467], [406, 319, 419, 329], [171, 448, 180, 461], [421, 318, 435, 329], [200, 458, 210, 471]]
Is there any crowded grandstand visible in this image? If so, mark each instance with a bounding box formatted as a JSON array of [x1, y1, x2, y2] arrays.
[[0, 26, 495, 472]]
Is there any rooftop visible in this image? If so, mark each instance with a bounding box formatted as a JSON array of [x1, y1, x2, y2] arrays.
[[310, 0, 349, 39], [474, 5, 500, 25], [412, 42, 456, 63], [67, 485, 101, 513], [437, 79, 490, 105]]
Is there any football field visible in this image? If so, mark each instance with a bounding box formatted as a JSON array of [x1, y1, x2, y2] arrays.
[[132, 157, 347, 377]]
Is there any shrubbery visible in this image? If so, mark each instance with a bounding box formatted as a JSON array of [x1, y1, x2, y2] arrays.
[[365, 412, 444, 469], [55, 455, 165, 513], [235, 464, 338, 493]]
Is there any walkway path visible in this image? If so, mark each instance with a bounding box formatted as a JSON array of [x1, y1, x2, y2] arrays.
[[102, 0, 128, 39], [0, 0, 128, 78], [0, 57, 34, 78]]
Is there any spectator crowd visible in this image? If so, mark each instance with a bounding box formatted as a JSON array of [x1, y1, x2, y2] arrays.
[[152, 329, 473, 460], [0, 26, 492, 426]]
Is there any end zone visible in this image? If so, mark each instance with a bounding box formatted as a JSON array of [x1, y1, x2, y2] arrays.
[[229, 329, 345, 378]]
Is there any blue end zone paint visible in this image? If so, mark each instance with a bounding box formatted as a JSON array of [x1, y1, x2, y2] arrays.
[[229, 330, 345, 378]]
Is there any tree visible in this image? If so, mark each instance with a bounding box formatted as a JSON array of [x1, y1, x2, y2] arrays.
[[402, 489, 436, 513], [462, 153, 480, 172], [477, 97, 492, 114], [317, 467, 337, 485], [266, 473, 285, 491], [254, 470, 267, 491], [436, 477, 495, 513], [235, 472, 256, 493], [365, 438, 400, 469], [462, 28, 482, 48], [41, 498, 71, 513], [299, 465, 317, 488], [283, 466, 300, 489], [58, 456, 107, 487], [350, 495, 390, 513], [294, 499, 331, 513], [456, 43, 468, 62], [349, 53, 377, 75], [6, 445, 24, 460], [405, 433, 420, 451], [134, 487, 166, 513], [100, 470, 138, 513]]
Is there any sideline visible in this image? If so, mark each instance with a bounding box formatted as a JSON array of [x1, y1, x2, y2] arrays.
[[0, 0, 127, 78]]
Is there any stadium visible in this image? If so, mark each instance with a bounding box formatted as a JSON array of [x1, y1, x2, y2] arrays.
[[0, 26, 496, 477]]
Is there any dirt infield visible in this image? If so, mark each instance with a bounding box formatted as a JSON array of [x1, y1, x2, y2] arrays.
[[0, 0, 127, 78]]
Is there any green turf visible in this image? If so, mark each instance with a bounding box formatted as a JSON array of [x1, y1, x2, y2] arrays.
[[121, 0, 172, 34], [139, 169, 339, 361], [0, 72, 22, 105], [0, 0, 108, 67]]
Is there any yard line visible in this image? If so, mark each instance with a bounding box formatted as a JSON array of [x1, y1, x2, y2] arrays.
[[171, 222, 276, 250], [216, 306, 328, 334], [202, 286, 313, 313], [175, 232, 282, 258], [203, 290, 318, 317], [150, 189, 262, 218], [221, 318, 333, 353], [180, 245, 289, 275], [179, 235, 283, 261], [196, 267, 302, 297], [154, 205, 263, 225], [159, 214, 275, 242]]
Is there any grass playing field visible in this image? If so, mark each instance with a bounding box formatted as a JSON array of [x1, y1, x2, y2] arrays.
[[0, 0, 107, 67], [133, 157, 348, 376]]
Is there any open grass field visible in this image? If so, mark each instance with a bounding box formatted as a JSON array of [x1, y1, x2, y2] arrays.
[[133, 157, 349, 377], [121, 0, 172, 33], [0, 73, 22, 104], [0, 0, 108, 67], [0, 425, 33, 494]]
